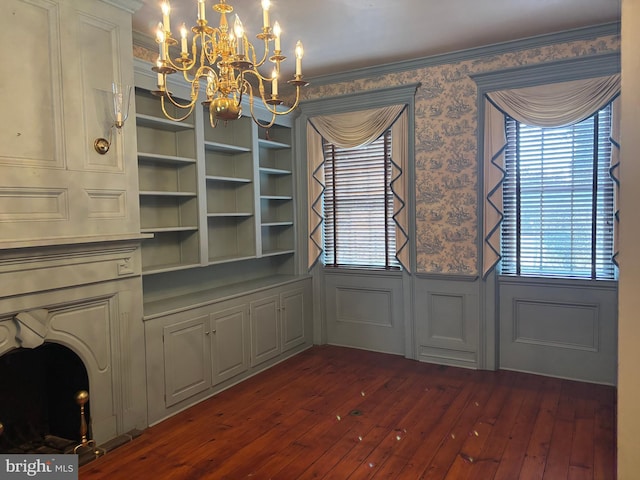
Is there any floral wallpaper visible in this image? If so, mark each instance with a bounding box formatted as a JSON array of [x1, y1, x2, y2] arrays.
[[298, 34, 620, 275]]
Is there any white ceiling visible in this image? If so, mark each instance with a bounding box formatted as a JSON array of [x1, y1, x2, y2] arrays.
[[132, 0, 621, 81]]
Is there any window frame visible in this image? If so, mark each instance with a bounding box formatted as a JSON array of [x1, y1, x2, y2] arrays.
[[297, 83, 420, 273], [321, 129, 400, 270], [472, 52, 620, 283], [500, 105, 615, 280]]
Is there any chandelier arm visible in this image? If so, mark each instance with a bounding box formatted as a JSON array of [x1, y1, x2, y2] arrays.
[[236, 72, 245, 105], [241, 72, 302, 117], [249, 37, 270, 69], [245, 82, 277, 129], [160, 95, 197, 122], [245, 69, 273, 84], [243, 79, 303, 126]]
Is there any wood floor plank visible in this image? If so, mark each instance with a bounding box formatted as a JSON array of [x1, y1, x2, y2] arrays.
[[542, 381, 579, 480], [593, 402, 616, 480], [517, 376, 563, 480], [492, 373, 546, 480], [465, 372, 530, 480], [418, 378, 497, 479], [79, 346, 616, 480], [346, 374, 465, 479], [385, 377, 478, 478], [307, 368, 432, 479], [441, 377, 513, 480], [368, 375, 466, 479]]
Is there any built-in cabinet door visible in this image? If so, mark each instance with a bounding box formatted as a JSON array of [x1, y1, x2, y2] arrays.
[[250, 295, 281, 366], [280, 287, 306, 353], [163, 315, 212, 407], [210, 304, 250, 385]]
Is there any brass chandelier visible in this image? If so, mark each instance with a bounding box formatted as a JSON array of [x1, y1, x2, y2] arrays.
[[152, 0, 308, 128]]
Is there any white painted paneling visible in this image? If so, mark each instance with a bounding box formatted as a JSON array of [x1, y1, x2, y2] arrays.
[[513, 300, 598, 351], [415, 277, 479, 368], [324, 271, 404, 355], [499, 279, 617, 384]]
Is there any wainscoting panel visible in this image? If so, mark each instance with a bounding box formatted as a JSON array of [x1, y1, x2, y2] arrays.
[[499, 278, 617, 384], [324, 271, 404, 355], [415, 276, 479, 368], [513, 300, 598, 351]]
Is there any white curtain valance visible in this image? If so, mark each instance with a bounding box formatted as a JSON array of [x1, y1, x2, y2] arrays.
[[487, 74, 620, 127], [309, 105, 405, 149], [307, 104, 410, 271], [483, 74, 621, 278]]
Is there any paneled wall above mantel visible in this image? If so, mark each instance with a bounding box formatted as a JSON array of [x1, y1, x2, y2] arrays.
[[1, 0, 143, 245]]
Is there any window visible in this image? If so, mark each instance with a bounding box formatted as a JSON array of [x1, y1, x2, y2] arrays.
[[501, 103, 615, 279], [322, 130, 399, 269]]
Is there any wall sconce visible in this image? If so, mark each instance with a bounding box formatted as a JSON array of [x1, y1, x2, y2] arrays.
[[94, 83, 132, 154]]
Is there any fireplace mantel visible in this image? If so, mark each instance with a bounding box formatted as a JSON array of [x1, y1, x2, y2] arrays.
[[0, 233, 151, 251], [0, 234, 150, 299], [0, 234, 149, 445]]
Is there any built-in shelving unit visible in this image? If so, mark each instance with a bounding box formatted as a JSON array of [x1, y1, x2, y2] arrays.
[[132, 61, 310, 428], [133, 65, 297, 277], [257, 125, 295, 257], [135, 89, 200, 274], [202, 110, 258, 264]]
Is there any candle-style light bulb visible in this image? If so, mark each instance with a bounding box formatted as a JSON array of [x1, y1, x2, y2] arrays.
[[271, 67, 278, 96], [261, 0, 270, 28], [295, 40, 304, 76], [156, 57, 164, 88], [198, 0, 206, 21], [234, 15, 244, 55], [273, 21, 281, 51], [156, 23, 166, 60], [161, 1, 171, 33], [180, 23, 188, 54]]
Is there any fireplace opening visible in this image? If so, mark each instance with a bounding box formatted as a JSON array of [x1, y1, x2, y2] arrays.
[[0, 342, 90, 454]]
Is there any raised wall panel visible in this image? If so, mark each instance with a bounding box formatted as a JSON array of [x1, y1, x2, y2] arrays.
[[513, 300, 598, 351], [77, 12, 123, 172], [414, 276, 479, 368], [324, 272, 405, 355], [336, 287, 393, 327], [1, 0, 62, 168], [499, 281, 617, 384], [0, 188, 68, 221], [428, 293, 466, 344], [86, 189, 126, 219]]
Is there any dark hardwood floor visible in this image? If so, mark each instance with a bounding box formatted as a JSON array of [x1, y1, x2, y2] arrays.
[[80, 345, 616, 479]]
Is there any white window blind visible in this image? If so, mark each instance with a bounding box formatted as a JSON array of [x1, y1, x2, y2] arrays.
[[501, 103, 615, 279], [322, 130, 399, 269]]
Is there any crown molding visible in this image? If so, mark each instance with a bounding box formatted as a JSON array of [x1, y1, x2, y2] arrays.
[[133, 31, 157, 53], [309, 22, 620, 87], [471, 51, 620, 91], [300, 83, 421, 117], [100, 0, 143, 14]]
